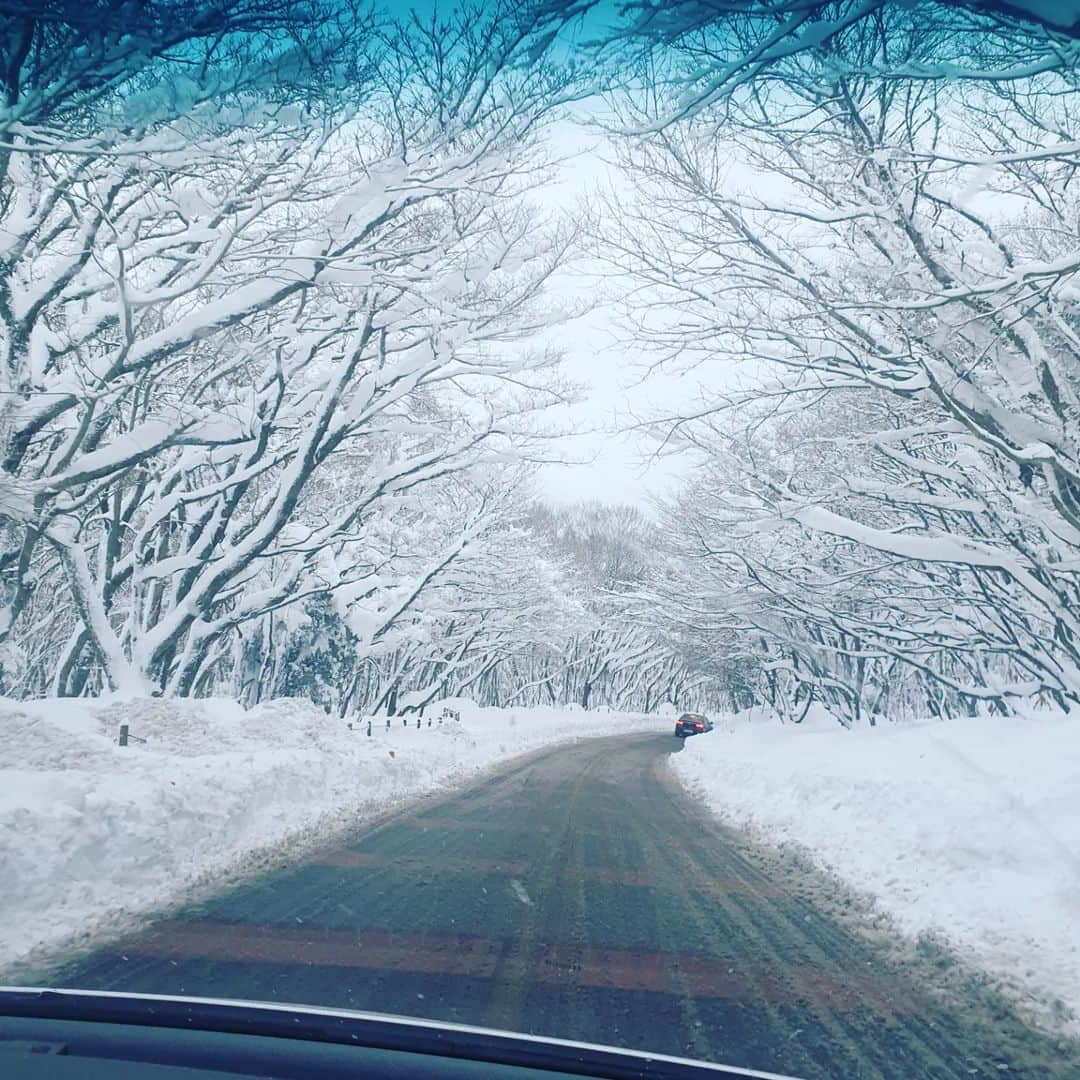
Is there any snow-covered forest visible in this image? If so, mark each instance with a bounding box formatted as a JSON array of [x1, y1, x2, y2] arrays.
[[601, 0, 1080, 724], [0, 1, 705, 713], [1, 0, 1078, 724]]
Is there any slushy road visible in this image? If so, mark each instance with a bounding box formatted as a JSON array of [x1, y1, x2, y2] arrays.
[[48, 733, 1076, 1078]]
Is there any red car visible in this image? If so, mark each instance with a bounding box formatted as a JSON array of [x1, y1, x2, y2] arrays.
[[674, 712, 713, 738]]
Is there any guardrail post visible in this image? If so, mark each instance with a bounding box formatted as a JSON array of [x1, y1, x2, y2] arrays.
[[366, 720, 372, 737], [119, 723, 129, 747]]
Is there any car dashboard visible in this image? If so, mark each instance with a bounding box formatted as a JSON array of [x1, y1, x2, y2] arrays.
[[0, 988, 798, 1080]]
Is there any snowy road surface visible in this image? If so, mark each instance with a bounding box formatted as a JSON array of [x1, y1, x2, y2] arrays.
[[39, 735, 1077, 1078]]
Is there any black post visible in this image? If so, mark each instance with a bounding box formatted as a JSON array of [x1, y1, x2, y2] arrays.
[[386, 718, 390, 730], [416, 716, 421, 729], [119, 724, 129, 747], [366, 720, 372, 737]]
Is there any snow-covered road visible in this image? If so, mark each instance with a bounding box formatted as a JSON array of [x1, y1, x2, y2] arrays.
[[38, 734, 1077, 1078], [7, 693, 1078, 1054], [0, 696, 659, 975]]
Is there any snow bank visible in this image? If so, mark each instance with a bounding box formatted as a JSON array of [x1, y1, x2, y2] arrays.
[[0, 696, 659, 972], [670, 708, 1080, 1028]]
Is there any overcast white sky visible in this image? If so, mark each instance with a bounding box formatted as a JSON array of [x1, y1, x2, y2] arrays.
[[529, 119, 742, 510], [380, 0, 728, 509], [532, 302, 692, 508], [526, 125, 677, 509]]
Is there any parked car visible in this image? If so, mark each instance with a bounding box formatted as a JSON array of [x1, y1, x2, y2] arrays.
[[674, 713, 713, 738]]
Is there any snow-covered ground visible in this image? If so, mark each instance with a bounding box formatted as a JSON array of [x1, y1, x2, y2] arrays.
[[0, 695, 659, 974], [670, 706, 1080, 1031], [9, 694, 1077, 1033]]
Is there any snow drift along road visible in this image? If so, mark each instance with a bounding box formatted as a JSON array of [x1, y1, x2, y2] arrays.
[[0, 696, 659, 973], [670, 707, 1080, 1033]]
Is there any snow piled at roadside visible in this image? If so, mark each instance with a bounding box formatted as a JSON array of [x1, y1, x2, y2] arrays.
[[670, 707, 1080, 1029], [0, 695, 658, 972]]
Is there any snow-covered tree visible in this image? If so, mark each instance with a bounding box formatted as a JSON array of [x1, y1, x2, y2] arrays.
[[520, 501, 714, 711], [604, 0, 1080, 122], [602, 0, 1080, 718], [0, 1, 589, 697]]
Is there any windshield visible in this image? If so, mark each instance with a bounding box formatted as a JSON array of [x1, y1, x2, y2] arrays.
[[1, 2, 1078, 1077]]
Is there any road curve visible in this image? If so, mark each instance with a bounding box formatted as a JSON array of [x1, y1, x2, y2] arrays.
[[44, 733, 1076, 1078]]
